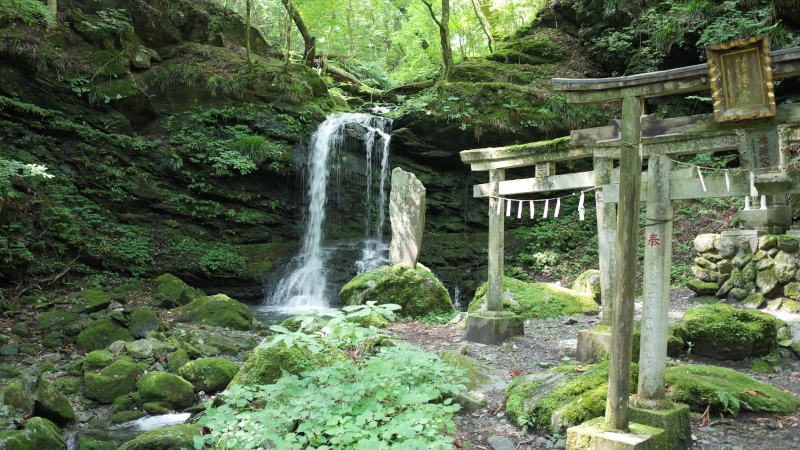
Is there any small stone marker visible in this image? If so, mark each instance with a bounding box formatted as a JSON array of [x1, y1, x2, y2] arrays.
[[389, 168, 426, 267]]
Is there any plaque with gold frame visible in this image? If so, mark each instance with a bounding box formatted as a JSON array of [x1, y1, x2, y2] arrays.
[[706, 36, 776, 123]]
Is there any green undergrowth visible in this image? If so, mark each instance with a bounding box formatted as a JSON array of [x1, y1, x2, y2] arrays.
[[468, 277, 598, 319], [201, 303, 468, 449]]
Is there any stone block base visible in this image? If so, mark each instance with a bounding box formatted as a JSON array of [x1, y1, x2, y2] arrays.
[[566, 418, 666, 450], [576, 327, 611, 363], [739, 206, 791, 234], [465, 313, 523, 345], [630, 403, 691, 450]]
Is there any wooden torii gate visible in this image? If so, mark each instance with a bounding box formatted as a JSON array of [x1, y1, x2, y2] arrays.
[[461, 38, 800, 448]]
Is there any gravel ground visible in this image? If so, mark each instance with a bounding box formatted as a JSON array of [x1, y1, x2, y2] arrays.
[[388, 289, 800, 450]]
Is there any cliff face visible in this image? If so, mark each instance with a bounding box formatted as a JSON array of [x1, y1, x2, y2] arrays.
[[0, 0, 336, 299]]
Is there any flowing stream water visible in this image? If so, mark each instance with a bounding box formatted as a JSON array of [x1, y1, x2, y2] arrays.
[[258, 113, 392, 316]]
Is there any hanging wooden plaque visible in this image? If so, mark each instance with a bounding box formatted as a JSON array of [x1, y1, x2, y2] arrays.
[[706, 36, 776, 123]]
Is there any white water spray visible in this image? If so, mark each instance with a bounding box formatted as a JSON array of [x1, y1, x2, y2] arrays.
[[269, 113, 391, 309]]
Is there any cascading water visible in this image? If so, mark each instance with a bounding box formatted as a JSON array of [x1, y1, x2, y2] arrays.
[[266, 113, 392, 311]]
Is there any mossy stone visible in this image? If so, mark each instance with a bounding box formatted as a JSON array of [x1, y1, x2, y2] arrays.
[[178, 357, 239, 392], [10, 323, 31, 338], [0, 365, 21, 379], [686, 280, 719, 296], [77, 436, 116, 450], [759, 235, 777, 250], [776, 234, 799, 251], [55, 379, 77, 395], [228, 343, 348, 388], [339, 264, 454, 317], [33, 377, 76, 425], [440, 348, 493, 391], [128, 307, 162, 339], [143, 402, 170, 414], [36, 311, 80, 332], [151, 274, 205, 309], [111, 411, 147, 423], [2, 382, 34, 413], [780, 299, 800, 313], [468, 277, 598, 319], [136, 372, 195, 410], [117, 424, 199, 450], [167, 349, 191, 373], [66, 289, 111, 313], [348, 311, 390, 328], [750, 360, 774, 374], [665, 365, 799, 414], [756, 266, 778, 295], [84, 360, 144, 404], [41, 332, 64, 349], [83, 350, 114, 373], [784, 282, 800, 300], [742, 261, 757, 281], [571, 269, 601, 304], [0, 417, 66, 450], [742, 293, 765, 309], [683, 304, 777, 360], [162, 294, 255, 330], [76, 319, 134, 351], [110, 395, 133, 413]]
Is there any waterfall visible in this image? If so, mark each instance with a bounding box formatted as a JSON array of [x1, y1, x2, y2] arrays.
[[268, 113, 392, 310]]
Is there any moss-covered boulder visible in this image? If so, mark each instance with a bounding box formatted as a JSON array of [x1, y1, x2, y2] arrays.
[[686, 280, 719, 296], [82, 350, 114, 373], [2, 382, 34, 413], [665, 365, 799, 414], [33, 378, 76, 425], [66, 289, 111, 313], [0, 417, 66, 450], [36, 311, 85, 335], [469, 277, 598, 319], [178, 358, 238, 392], [505, 362, 637, 432], [228, 343, 348, 388], [683, 304, 777, 360], [167, 349, 191, 373], [339, 264, 454, 317], [151, 274, 205, 309], [85, 360, 144, 404], [128, 307, 162, 339], [571, 269, 601, 304], [117, 424, 200, 450], [76, 319, 134, 351], [111, 411, 147, 423], [136, 372, 195, 410], [161, 294, 256, 330], [77, 436, 116, 450]]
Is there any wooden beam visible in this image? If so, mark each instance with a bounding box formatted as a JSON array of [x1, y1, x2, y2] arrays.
[[641, 105, 800, 137], [552, 47, 800, 104], [473, 171, 595, 197], [464, 145, 594, 171], [571, 121, 620, 145]]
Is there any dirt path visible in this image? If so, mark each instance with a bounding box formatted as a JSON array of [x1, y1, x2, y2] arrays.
[[388, 289, 800, 450]]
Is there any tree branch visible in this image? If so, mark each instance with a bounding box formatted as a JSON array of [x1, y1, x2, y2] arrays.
[[420, 0, 442, 28]]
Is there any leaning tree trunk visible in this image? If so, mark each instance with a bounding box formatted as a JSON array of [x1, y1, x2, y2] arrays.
[[245, 0, 252, 68], [281, 0, 316, 66], [471, 0, 493, 52], [421, 0, 454, 82], [46, 0, 57, 30]]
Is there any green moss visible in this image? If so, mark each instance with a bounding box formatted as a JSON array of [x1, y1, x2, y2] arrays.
[[76, 319, 134, 351], [167, 349, 191, 373], [440, 349, 491, 391], [665, 365, 800, 415], [77, 436, 116, 450], [571, 269, 601, 304], [135, 372, 195, 410], [339, 264, 454, 317], [751, 360, 774, 374], [683, 304, 777, 360], [143, 402, 170, 414], [36, 311, 79, 331], [504, 374, 542, 425], [2, 382, 33, 413], [84, 360, 144, 404], [228, 343, 348, 388], [117, 424, 199, 450], [784, 282, 800, 300], [82, 350, 114, 373], [110, 395, 133, 413], [686, 279, 720, 295], [33, 377, 76, 424], [152, 273, 205, 309], [0, 417, 66, 450], [66, 289, 110, 313], [177, 357, 239, 392], [162, 294, 255, 330], [468, 277, 598, 319], [111, 411, 147, 423], [780, 299, 800, 313]]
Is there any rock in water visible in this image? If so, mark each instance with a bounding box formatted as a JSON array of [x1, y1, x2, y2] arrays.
[[389, 168, 426, 267]]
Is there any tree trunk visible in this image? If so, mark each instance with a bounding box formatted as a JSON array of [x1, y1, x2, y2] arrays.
[[245, 0, 252, 68], [471, 0, 493, 52], [347, 0, 355, 56], [281, 0, 316, 66], [421, 0, 454, 82], [46, 0, 57, 30]]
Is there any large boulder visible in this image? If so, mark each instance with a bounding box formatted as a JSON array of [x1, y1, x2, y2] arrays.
[[228, 344, 348, 388], [36, 311, 88, 336], [151, 274, 205, 309], [33, 378, 76, 425], [82, 350, 114, 373], [161, 294, 256, 330], [178, 358, 238, 392], [85, 360, 145, 404], [339, 264, 454, 317], [128, 307, 162, 338], [571, 269, 601, 304], [125, 339, 168, 362], [0, 417, 66, 450], [682, 304, 777, 360], [136, 372, 195, 410], [468, 277, 598, 319], [65, 289, 110, 313], [76, 319, 134, 351], [117, 424, 200, 450], [665, 365, 800, 414]]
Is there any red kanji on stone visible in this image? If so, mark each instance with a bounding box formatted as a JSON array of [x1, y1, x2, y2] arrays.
[[648, 233, 661, 248]]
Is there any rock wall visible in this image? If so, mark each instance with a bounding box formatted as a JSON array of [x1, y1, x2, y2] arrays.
[[689, 233, 800, 313]]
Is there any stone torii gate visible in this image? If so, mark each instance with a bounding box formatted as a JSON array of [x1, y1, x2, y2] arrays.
[[461, 37, 800, 449]]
